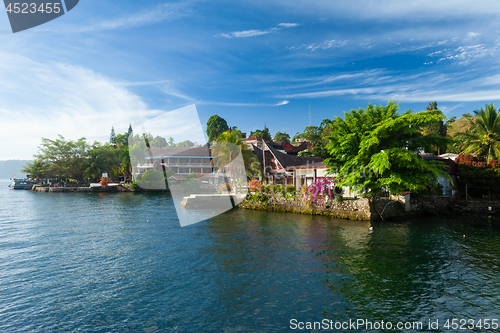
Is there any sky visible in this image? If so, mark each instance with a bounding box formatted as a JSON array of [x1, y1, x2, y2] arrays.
[[2, 0, 500, 159]]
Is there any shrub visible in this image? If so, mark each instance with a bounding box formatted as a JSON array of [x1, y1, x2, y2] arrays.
[[304, 177, 337, 206], [286, 185, 296, 194], [100, 178, 109, 187], [248, 179, 263, 192]]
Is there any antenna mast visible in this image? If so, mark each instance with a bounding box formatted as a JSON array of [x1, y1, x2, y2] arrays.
[[309, 104, 311, 126]]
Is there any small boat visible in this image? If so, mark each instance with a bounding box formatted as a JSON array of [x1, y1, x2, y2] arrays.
[[8, 178, 36, 190]]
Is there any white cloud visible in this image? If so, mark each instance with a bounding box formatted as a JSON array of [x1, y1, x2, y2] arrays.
[[440, 103, 465, 114], [216, 22, 299, 38], [0, 53, 162, 159], [76, 3, 189, 32], [290, 39, 347, 51], [466, 32, 480, 38], [278, 23, 300, 28], [232, 28, 278, 38], [431, 44, 494, 65]]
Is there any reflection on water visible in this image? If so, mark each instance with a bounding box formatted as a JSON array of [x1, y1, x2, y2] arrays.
[[317, 217, 500, 330], [1, 179, 500, 332]]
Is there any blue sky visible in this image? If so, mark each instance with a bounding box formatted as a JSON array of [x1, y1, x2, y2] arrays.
[[2, 0, 500, 159]]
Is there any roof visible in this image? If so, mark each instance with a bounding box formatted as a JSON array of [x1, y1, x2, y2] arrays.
[[246, 136, 263, 141], [285, 162, 327, 170], [438, 153, 459, 161], [169, 174, 186, 180], [147, 145, 211, 158], [256, 141, 323, 171]]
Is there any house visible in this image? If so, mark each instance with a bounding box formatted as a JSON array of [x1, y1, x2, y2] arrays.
[[252, 141, 324, 187], [246, 137, 310, 155], [135, 144, 219, 182]]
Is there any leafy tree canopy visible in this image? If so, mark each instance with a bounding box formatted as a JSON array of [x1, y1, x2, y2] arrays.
[[214, 129, 260, 179], [324, 101, 449, 196], [249, 125, 272, 141], [206, 115, 229, 142], [422, 102, 448, 155], [273, 131, 290, 142], [294, 119, 333, 158], [458, 103, 500, 162]]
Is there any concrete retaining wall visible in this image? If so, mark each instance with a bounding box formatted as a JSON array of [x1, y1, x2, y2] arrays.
[[239, 194, 372, 220]]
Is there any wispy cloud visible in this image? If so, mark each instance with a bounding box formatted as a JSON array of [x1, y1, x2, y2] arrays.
[[289, 39, 347, 51], [429, 44, 495, 65], [76, 3, 190, 32], [440, 103, 465, 114], [0, 52, 161, 159], [215, 23, 299, 38], [278, 23, 300, 28], [198, 100, 289, 107]]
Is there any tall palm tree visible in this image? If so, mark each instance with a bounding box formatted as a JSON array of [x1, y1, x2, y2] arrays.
[[459, 103, 500, 162], [211, 130, 259, 180]]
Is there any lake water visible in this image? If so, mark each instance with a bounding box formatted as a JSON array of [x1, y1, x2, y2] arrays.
[[1, 179, 500, 332]]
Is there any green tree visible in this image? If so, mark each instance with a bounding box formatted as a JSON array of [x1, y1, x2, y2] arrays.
[[110, 127, 116, 144], [150, 136, 168, 148], [324, 101, 449, 196], [213, 129, 260, 180], [206, 115, 229, 142], [34, 135, 90, 180], [273, 131, 290, 142], [84, 143, 120, 181], [458, 103, 500, 162], [113, 133, 129, 148], [21, 159, 47, 179], [167, 137, 175, 147], [294, 119, 333, 158], [127, 123, 133, 138], [176, 140, 196, 148], [249, 125, 272, 141], [423, 102, 447, 154]]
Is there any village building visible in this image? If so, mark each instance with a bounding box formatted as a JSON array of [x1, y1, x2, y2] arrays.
[[251, 141, 324, 187], [135, 145, 220, 185]]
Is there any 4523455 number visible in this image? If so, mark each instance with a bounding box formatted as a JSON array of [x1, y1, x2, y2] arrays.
[[5, 2, 61, 14]]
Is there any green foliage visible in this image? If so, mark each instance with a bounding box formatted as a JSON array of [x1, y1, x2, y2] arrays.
[[206, 115, 229, 142], [131, 181, 140, 190], [21, 159, 47, 178], [250, 125, 272, 141], [324, 101, 449, 196], [423, 102, 448, 155], [176, 140, 197, 148], [141, 169, 164, 182], [294, 119, 332, 158], [26, 130, 133, 181], [110, 127, 116, 144], [84, 142, 121, 181], [457, 103, 500, 162], [136, 169, 166, 190], [33, 135, 90, 180], [245, 192, 268, 203], [455, 154, 500, 190], [150, 136, 168, 148], [273, 131, 290, 142], [297, 150, 314, 157], [213, 129, 259, 179]]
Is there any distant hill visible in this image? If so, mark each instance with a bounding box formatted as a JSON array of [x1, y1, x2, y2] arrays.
[[0, 160, 31, 179]]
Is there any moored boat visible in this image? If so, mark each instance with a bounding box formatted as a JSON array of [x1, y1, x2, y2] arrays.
[[8, 178, 36, 190]]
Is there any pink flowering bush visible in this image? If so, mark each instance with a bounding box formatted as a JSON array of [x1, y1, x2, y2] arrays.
[[304, 177, 338, 206]]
